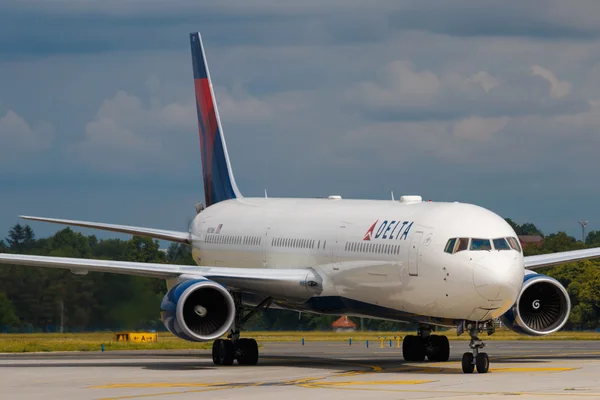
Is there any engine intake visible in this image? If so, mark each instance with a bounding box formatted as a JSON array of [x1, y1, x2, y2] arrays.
[[500, 273, 570, 336], [161, 279, 235, 342]]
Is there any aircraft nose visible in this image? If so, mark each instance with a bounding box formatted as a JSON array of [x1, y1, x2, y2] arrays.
[[473, 254, 522, 301]]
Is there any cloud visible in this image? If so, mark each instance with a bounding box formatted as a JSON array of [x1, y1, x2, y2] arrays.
[[465, 71, 500, 93], [72, 90, 197, 174], [531, 65, 572, 98], [453, 116, 509, 141], [0, 110, 53, 162], [3, 1, 600, 239], [351, 61, 440, 110]]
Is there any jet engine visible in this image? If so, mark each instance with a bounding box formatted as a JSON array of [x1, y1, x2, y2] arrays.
[[499, 273, 570, 336], [160, 279, 235, 341]]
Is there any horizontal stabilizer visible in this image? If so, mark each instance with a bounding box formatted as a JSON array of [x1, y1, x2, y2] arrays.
[[20, 216, 190, 244]]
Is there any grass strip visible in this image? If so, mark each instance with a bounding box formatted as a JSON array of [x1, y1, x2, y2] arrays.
[[0, 329, 598, 353]]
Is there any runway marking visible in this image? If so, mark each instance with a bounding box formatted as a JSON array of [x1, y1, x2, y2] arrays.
[[93, 382, 228, 389], [98, 386, 239, 400], [492, 367, 576, 372], [90, 352, 582, 398], [299, 385, 600, 397], [306, 380, 433, 386]]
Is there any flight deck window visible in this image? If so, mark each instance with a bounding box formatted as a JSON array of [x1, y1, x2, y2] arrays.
[[507, 237, 522, 253], [456, 238, 470, 252], [493, 238, 510, 250], [470, 238, 491, 251], [444, 238, 457, 254]]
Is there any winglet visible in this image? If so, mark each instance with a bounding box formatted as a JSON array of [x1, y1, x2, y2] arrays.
[[190, 32, 242, 207]]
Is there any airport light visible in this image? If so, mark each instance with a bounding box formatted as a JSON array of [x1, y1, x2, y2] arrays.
[[579, 220, 588, 243]]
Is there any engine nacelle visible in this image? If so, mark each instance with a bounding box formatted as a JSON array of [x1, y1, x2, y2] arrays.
[[500, 272, 571, 336], [160, 279, 235, 342]]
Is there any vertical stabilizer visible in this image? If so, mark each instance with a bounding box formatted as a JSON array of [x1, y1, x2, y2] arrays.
[[190, 32, 242, 207]]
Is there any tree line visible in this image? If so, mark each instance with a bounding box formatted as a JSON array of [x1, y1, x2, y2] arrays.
[[0, 219, 599, 332]]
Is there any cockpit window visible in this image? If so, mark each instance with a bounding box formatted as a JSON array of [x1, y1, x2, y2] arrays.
[[456, 238, 470, 252], [470, 238, 492, 251], [493, 238, 511, 250], [507, 237, 522, 253], [444, 238, 457, 254]]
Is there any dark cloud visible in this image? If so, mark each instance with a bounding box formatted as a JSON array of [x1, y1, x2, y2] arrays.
[[1, 1, 600, 238]]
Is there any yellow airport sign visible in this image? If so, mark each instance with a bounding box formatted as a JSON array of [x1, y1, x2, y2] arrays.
[[115, 332, 158, 343]]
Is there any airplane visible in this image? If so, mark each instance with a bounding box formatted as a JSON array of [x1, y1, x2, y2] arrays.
[[2, 32, 600, 374]]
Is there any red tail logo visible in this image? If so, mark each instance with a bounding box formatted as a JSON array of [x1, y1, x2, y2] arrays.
[[363, 220, 378, 241]]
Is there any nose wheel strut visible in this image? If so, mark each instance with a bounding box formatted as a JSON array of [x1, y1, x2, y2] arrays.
[[460, 321, 494, 374]]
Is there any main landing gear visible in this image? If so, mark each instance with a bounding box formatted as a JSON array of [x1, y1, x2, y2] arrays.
[[402, 325, 450, 362], [461, 321, 494, 374], [211, 295, 272, 366]]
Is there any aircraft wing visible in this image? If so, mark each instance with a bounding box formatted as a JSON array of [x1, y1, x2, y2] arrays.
[[524, 247, 600, 270], [20, 215, 190, 244], [0, 254, 320, 300]]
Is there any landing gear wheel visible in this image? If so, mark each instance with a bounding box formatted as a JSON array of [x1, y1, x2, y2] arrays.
[[476, 352, 489, 373], [218, 339, 234, 366], [212, 339, 223, 365], [236, 338, 259, 365], [427, 335, 450, 362], [402, 335, 425, 362], [462, 352, 474, 373]]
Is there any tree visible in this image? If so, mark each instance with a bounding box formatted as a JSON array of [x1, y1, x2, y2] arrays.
[[519, 223, 542, 236], [166, 243, 195, 265], [586, 231, 600, 247], [126, 236, 166, 263], [0, 292, 19, 327], [23, 225, 35, 248], [6, 224, 26, 251], [504, 219, 542, 236], [540, 232, 583, 254]]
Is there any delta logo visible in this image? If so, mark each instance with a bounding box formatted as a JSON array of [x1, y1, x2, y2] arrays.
[[363, 219, 414, 241]]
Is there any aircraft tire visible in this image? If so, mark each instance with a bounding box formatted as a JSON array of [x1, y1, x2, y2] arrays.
[[212, 339, 223, 365], [403, 335, 425, 362], [236, 338, 259, 365], [218, 339, 234, 366], [476, 352, 489, 373], [427, 335, 450, 362], [462, 352, 474, 373]]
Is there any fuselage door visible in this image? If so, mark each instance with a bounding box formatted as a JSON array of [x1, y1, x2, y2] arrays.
[[408, 231, 424, 276]]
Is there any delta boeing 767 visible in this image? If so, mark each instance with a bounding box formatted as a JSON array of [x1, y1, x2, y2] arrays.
[[2, 33, 600, 374]]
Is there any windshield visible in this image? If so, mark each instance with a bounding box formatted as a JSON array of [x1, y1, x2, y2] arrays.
[[444, 236, 522, 254]]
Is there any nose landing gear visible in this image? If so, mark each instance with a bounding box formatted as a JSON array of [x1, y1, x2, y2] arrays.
[[460, 320, 494, 374]]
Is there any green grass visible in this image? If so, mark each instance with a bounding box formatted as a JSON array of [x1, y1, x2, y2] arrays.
[[0, 332, 212, 353], [1, 329, 599, 353]]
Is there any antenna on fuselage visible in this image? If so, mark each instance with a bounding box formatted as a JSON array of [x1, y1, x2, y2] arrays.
[[264, 189, 268, 198], [391, 191, 395, 201]]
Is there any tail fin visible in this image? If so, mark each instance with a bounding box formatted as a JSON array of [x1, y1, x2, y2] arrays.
[[190, 32, 242, 207]]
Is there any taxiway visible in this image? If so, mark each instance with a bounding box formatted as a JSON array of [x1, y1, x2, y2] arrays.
[[2, 340, 600, 399]]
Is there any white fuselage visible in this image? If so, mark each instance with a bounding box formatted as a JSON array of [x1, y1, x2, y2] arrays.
[[189, 197, 524, 324]]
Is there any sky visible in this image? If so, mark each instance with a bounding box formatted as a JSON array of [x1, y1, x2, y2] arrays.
[[2, 0, 600, 242]]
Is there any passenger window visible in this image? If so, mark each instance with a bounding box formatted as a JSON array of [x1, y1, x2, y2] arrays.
[[493, 238, 510, 250], [507, 237, 522, 253], [456, 238, 469, 252], [444, 238, 457, 254], [470, 238, 491, 251]]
